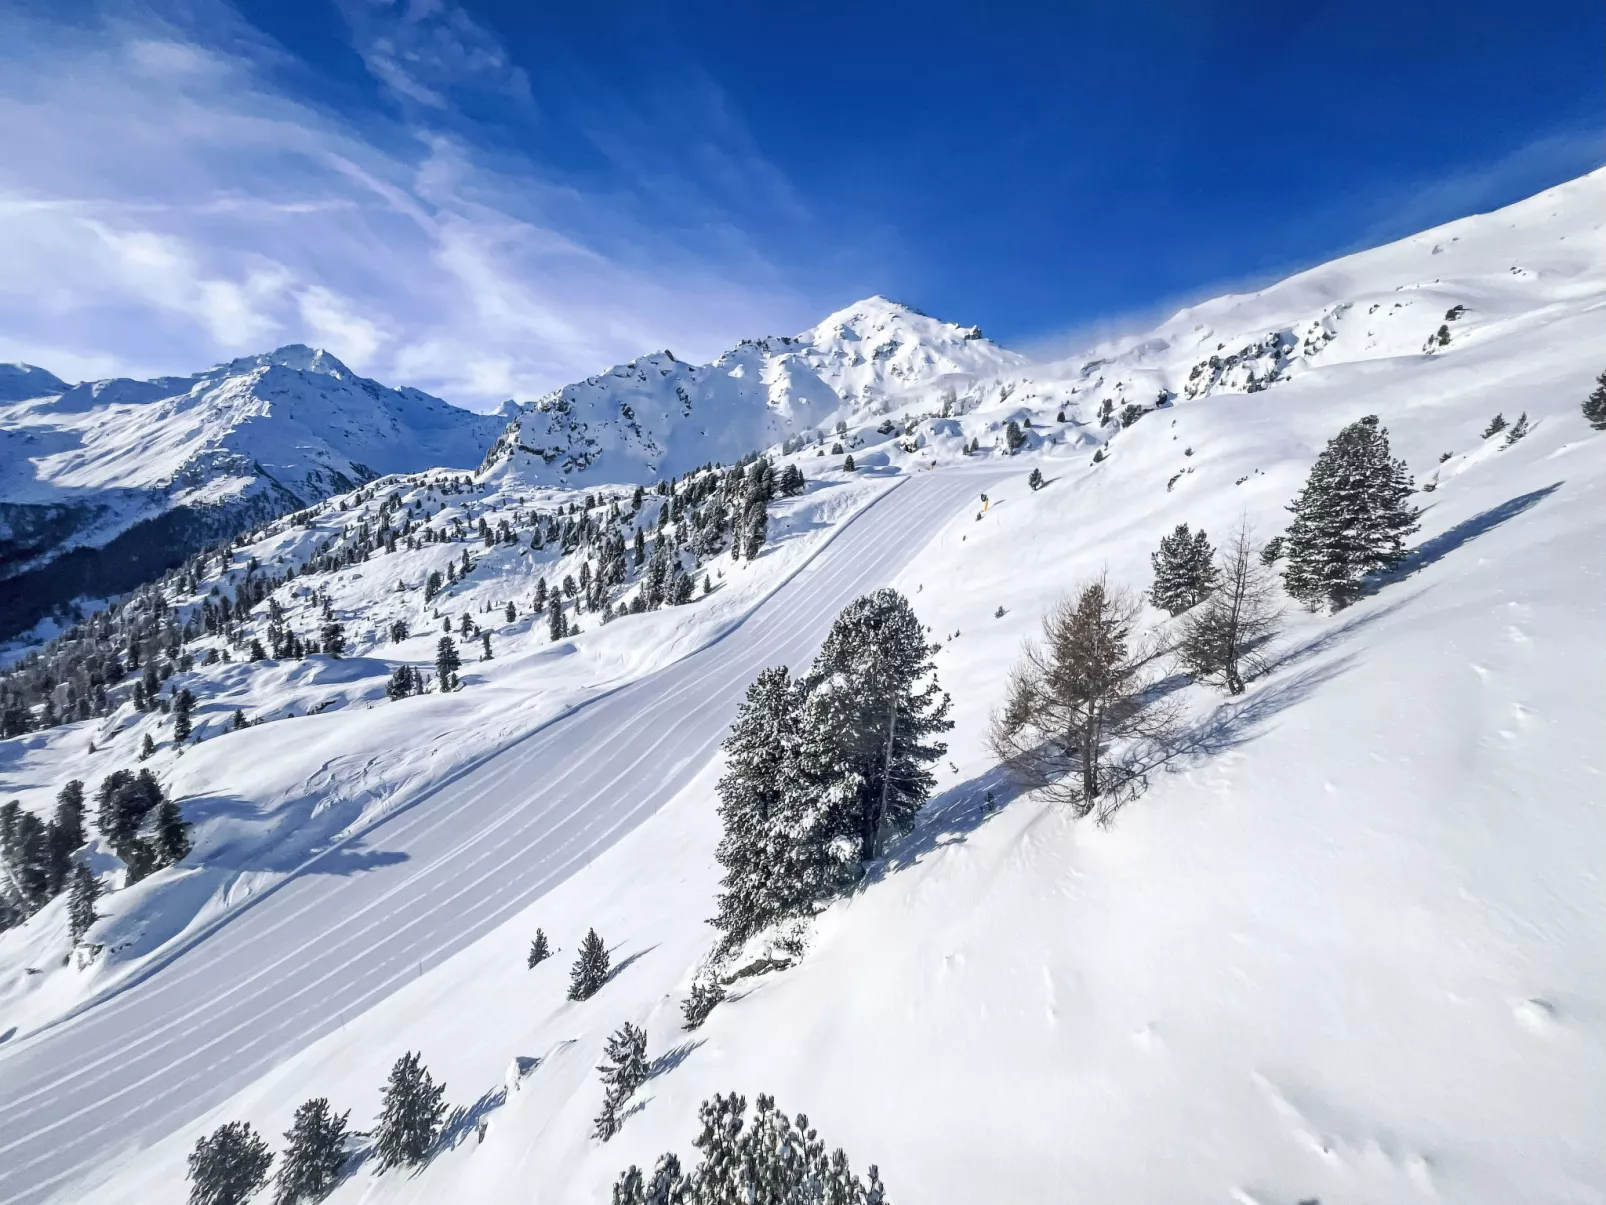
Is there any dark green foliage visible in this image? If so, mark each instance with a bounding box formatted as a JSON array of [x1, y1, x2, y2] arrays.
[[1119, 403, 1144, 427], [140, 732, 156, 760], [232, 708, 250, 731], [1, 801, 51, 914], [568, 927, 610, 1000], [1258, 535, 1285, 566], [1502, 412, 1529, 446], [1583, 369, 1606, 430], [481, 631, 492, 660], [273, 1096, 349, 1205], [46, 780, 86, 894], [681, 979, 725, 1031], [593, 1022, 649, 1141], [389, 619, 410, 643], [548, 594, 568, 641], [1148, 523, 1219, 615], [435, 637, 460, 691], [613, 1092, 888, 1205], [1481, 413, 1507, 439], [187, 1120, 273, 1205], [1027, 467, 1044, 491], [777, 464, 806, 496], [1004, 420, 1026, 453], [505, 602, 516, 623], [173, 688, 195, 742], [373, 1052, 446, 1172], [386, 664, 420, 700], [67, 860, 100, 943], [526, 929, 550, 968], [153, 798, 192, 867], [1282, 415, 1419, 610], [319, 622, 346, 658], [842, 454, 855, 472], [711, 591, 951, 951]]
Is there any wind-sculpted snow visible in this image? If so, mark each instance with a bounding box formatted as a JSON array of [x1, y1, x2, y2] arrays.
[[0, 468, 1002, 1205]]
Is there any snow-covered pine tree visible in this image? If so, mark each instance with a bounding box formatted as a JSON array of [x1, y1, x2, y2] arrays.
[[373, 1051, 446, 1172], [505, 601, 516, 623], [186, 1120, 273, 1205], [1148, 523, 1219, 615], [547, 594, 568, 640], [0, 804, 51, 914], [44, 779, 85, 894], [140, 733, 156, 760], [319, 622, 346, 658], [527, 929, 550, 968], [273, 1096, 349, 1205], [593, 1021, 649, 1141], [434, 637, 460, 691], [153, 798, 192, 867], [1584, 369, 1606, 430], [66, 860, 99, 943], [801, 589, 953, 865], [173, 688, 194, 742], [568, 927, 610, 1000], [481, 631, 492, 660], [681, 978, 725, 1030], [1005, 420, 1026, 453], [1481, 413, 1507, 439], [1502, 412, 1529, 446], [842, 454, 856, 472], [232, 708, 249, 730], [1028, 467, 1044, 491], [1282, 415, 1419, 610], [1178, 521, 1283, 694]]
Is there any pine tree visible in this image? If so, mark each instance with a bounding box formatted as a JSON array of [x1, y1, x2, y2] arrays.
[[593, 1022, 649, 1141], [1148, 523, 1219, 615], [568, 927, 610, 1000], [45, 779, 86, 895], [1004, 419, 1026, 453], [481, 631, 493, 660], [140, 732, 156, 760], [527, 929, 550, 968], [186, 1120, 273, 1205], [548, 594, 568, 641], [681, 978, 725, 1030], [67, 860, 100, 943], [1178, 521, 1283, 695], [1282, 415, 1419, 610], [842, 454, 856, 472], [1502, 411, 1529, 446], [373, 1052, 446, 1172], [0, 803, 51, 914], [232, 708, 249, 731], [273, 1096, 349, 1205], [1481, 413, 1507, 439], [990, 576, 1178, 819], [802, 589, 953, 865], [505, 601, 516, 623], [153, 798, 192, 867], [320, 622, 346, 658], [435, 637, 460, 691], [173, 688, 195, 742], [1583, 369, 1606, 430], [1027, 467, 1044, 491]]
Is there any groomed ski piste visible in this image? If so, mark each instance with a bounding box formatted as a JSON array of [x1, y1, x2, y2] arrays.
[[0, 170, 1603, 1205]]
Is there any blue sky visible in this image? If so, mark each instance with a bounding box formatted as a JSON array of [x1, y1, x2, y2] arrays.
[[0, 0, 1599, 408]]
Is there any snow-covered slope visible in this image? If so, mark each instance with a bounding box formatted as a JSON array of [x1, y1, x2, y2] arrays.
[[0, 348, 505, 637], [481, 296, 1023, 484], [1, 170, 1603, 1205]]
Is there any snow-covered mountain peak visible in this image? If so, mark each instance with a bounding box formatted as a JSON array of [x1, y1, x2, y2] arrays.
[[216, 343, 358, 382], [0, 363, 68, 403]]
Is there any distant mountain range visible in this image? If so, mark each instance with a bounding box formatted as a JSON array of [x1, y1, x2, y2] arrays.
[[0, 299, 1020, 637]]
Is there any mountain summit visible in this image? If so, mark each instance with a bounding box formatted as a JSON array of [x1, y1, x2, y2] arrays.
[[480, 296, 1023, 483]]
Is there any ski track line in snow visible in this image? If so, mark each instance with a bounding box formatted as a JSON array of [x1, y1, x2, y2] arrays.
[[7, 473, 910, 1049], [0, 468, 1003, 1205]]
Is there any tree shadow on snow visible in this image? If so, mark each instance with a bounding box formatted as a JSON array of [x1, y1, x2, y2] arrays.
[[302, 847, 411, 876], [437, 1083, 509, 1154], [1388, 482, 1561, 584], [605, 944, 658, 987], [648, 1038, 704, 1080]]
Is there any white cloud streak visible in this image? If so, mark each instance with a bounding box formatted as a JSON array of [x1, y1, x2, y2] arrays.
[[0, 1, 824, 409]]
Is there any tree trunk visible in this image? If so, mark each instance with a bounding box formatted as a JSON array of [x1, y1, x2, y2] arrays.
[[863, 693, 900, 863]]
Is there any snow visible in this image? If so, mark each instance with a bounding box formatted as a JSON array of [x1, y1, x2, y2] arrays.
[[1, 170, 1604, 1205]]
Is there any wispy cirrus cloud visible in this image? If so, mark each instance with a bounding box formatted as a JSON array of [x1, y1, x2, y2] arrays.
[[0, 0, 833, 408]]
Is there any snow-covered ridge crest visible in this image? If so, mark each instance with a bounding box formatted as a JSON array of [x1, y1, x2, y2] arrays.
[[481, 295, 1025, 484], [0, 347, 504, 638]]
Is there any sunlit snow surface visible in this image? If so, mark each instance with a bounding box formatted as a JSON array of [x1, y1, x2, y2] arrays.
[[0, 171, 1602, 1205]]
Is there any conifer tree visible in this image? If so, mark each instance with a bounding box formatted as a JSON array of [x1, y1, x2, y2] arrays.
[[67, 860, 100, 944], [990, 576, 1178, 818], [505, 601, 516, 623], [481, 631, 492, 661], [1502, 412, 1529, 446], [1148, 523, 1219, 615], [801, 589, 952, 865], [186, 1120, 273, 1205], [1584, 369, 1606, 430], [373, 1052, 446, 1172], [1005, 419, 1026, 453], [527, 929, 550, 968], [842, 453, 855, 471], [319, 622, 346, 658], [45, 780, 86, 894], [1481, 413, 1507, 439], [232, 708, 249, 731], [1178, 521, 1283, 695], [548, 594, 568, 640], [173, 688, 195, 742], [140, 733, 156, 760], [0, 804, 50, 914], [1028, 467, 1044, 491], [593, 1021, 649, 1141], [1282, 415, 1419, 610], [568, 927, 610, 1000], [681, 978, 725, 1031], [153, 798, 192, 867], [435, 636, 460, 691], [273, 1096, 349, 1205]]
